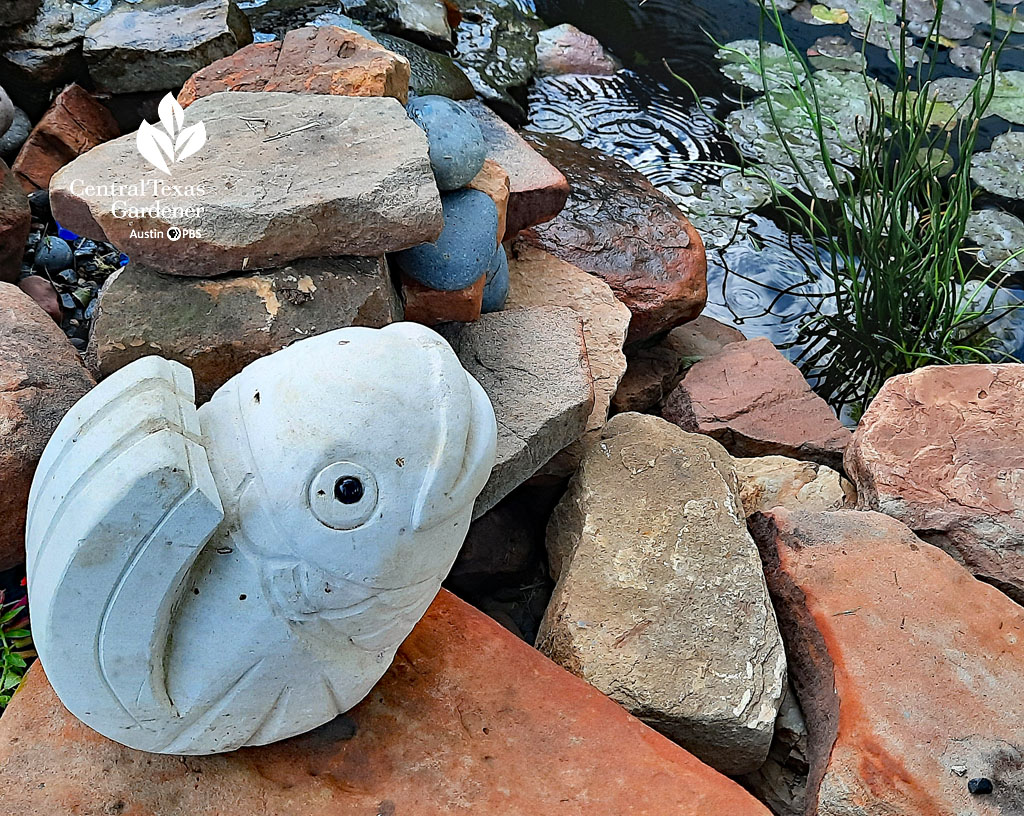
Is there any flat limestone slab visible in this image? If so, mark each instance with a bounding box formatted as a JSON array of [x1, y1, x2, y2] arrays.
[[50, 92, 442, 276], [0, 590, 771, 816]]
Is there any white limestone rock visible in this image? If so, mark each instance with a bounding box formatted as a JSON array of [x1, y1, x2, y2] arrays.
[[25, 322, 497, 755]]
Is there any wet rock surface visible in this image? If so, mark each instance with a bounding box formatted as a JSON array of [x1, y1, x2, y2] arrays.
[[752, 508, 1024, 816], [612, 316, 745, 414], [846, 363, 1024, 603], [83, 0, 254, 94], [0, 282, 94, 570], [11, 84, 119, 193], [376, 33, 476, 99], [439, 307, 595, 518], [536, 23, 620, 76], [520, 133, 707, 343], [178, 25, 411, 106], [0, 592, 773, 816], [462, 100, 569, 239], [663, 337, 851, 470], [87, 257, 399, 403], [537, 413, 787, 775], [451, 0, 538, 125], [50, 93, 442, 275]]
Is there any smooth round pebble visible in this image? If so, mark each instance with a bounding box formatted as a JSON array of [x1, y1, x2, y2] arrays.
[[0, 107, 30, 162], [407, 95, 486, 191], [28, 189, 51, 220], [0, 85, 13, 138], [393, 189, 499, 291], [968, 778, 993, 795], [34, 236, 74, 273], [482, 244, 508, 313]]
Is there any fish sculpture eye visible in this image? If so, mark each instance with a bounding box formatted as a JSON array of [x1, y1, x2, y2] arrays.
[[308, 461, 379, 530], [334, 476, 364, 504]]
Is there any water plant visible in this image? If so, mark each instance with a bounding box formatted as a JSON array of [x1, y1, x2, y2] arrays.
[[0, 588, 33, 712], [707, 0, 1024, 413]]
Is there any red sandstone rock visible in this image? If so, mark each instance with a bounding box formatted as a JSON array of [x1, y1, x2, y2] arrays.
[[468, 158, 510, 247], [178, 26, 411, 107], [846, 363, 1024, 603], [536, 23, 620, 76], [751, 508, 1024, 816], [519, 133, 707, 342], [11, 84, 119, 193], [663, 336, 849, 469], [16, 274, 60, 323], [401, 271, 484, 325], [0, 159, 29, 282], [462, 100, 569, 240], [0, 283, 94, 570], [0, 590, 771, 816]]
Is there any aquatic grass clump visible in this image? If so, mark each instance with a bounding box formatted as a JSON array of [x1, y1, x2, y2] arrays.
[[711, 0, 1024, 413]]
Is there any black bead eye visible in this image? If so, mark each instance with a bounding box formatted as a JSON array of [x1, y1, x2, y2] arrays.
[[334, 476, 364, 504]]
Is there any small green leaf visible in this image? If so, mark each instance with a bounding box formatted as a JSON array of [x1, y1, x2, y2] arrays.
[[811, 4, 850, 23]]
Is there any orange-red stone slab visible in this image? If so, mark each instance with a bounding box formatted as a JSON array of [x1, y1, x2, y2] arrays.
[[751, 508, 1024, 816], [402, 271, 485, 325], [0, 590, 770, 816]]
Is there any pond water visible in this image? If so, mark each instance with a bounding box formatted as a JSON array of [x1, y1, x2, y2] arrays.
[[526, 0, 1024, 357]]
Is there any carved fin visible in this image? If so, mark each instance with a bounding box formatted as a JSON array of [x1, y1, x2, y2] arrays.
[[26, 357, 224, 752]]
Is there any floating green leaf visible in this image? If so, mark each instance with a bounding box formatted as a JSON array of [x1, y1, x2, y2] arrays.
[[965, 209, 1024, 273], [931, 71, 1024, 125], [811, 4, 850, 22], [716, 40, 806, 93], [807, 35, 866, 72], [971, 131, 1024, 198]]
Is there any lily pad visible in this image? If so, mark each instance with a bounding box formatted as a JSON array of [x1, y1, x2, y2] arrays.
[[972, 131, 1024, 199], [965, 209, 1024, 273], [915, 146, 955, 175], [994, 7, 1024, 32], [811, 4, 850, 23], [807, 35, 866, 72], [930, 71, 1024, 125], [716, 40, 806, 93]]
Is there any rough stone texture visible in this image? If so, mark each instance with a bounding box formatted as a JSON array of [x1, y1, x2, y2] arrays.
[[401, 271, 484, 325], [439, 307, 595, 518], [11, 83, 119, 193], [0, 282, 94, 570], [462, 100, 569, 240], [0, 591, 772, 816], [734, 456, 855, 517], [178, 26, 410, 107], [520, 133, 707, 343], [507, 240, 629, 476], [468, 158, 509, 247], [87, 257, 399, 403], [0, 160, 30, 283], [739, 684, 810, 816], [536, 23, 620, 76], [83, 0, 253, 94], [751, 508, 1024, 816], [846, 364, 1024, 604], [50, 93, 442, 276], [612, 316, 746, 414], [537, 413, 787, 776], [663, 337, 850, 470]]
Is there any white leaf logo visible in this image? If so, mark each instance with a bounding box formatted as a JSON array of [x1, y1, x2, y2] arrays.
[[137, 93, 207, 174]]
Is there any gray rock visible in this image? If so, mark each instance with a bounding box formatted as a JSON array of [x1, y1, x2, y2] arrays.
[[407, 96, 486, 191], [536, 412, 787, 776], [344, 0, 451, 48], [1, 0, 41, 28], [0, 87, 13, 138], [376, 33, 476, 100], [481, 244, 508, 312], [50, 93, 443, 276], [0, 0, 101, 102], [87, 256, 401, 403], [83, 0, 254, 94], [738, 684, 809, 816], [0, 107, 32, 163], [439, 307, 595, 518], [452, 0, 538, 126]]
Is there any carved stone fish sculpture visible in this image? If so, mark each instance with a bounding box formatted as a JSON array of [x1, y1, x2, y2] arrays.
[[25, 322, 497, 755]]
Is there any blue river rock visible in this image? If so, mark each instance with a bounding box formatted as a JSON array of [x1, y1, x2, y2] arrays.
[[393, 189, 499, 291], [407, 95, 486, 191], [482, 244, 508, 312]]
